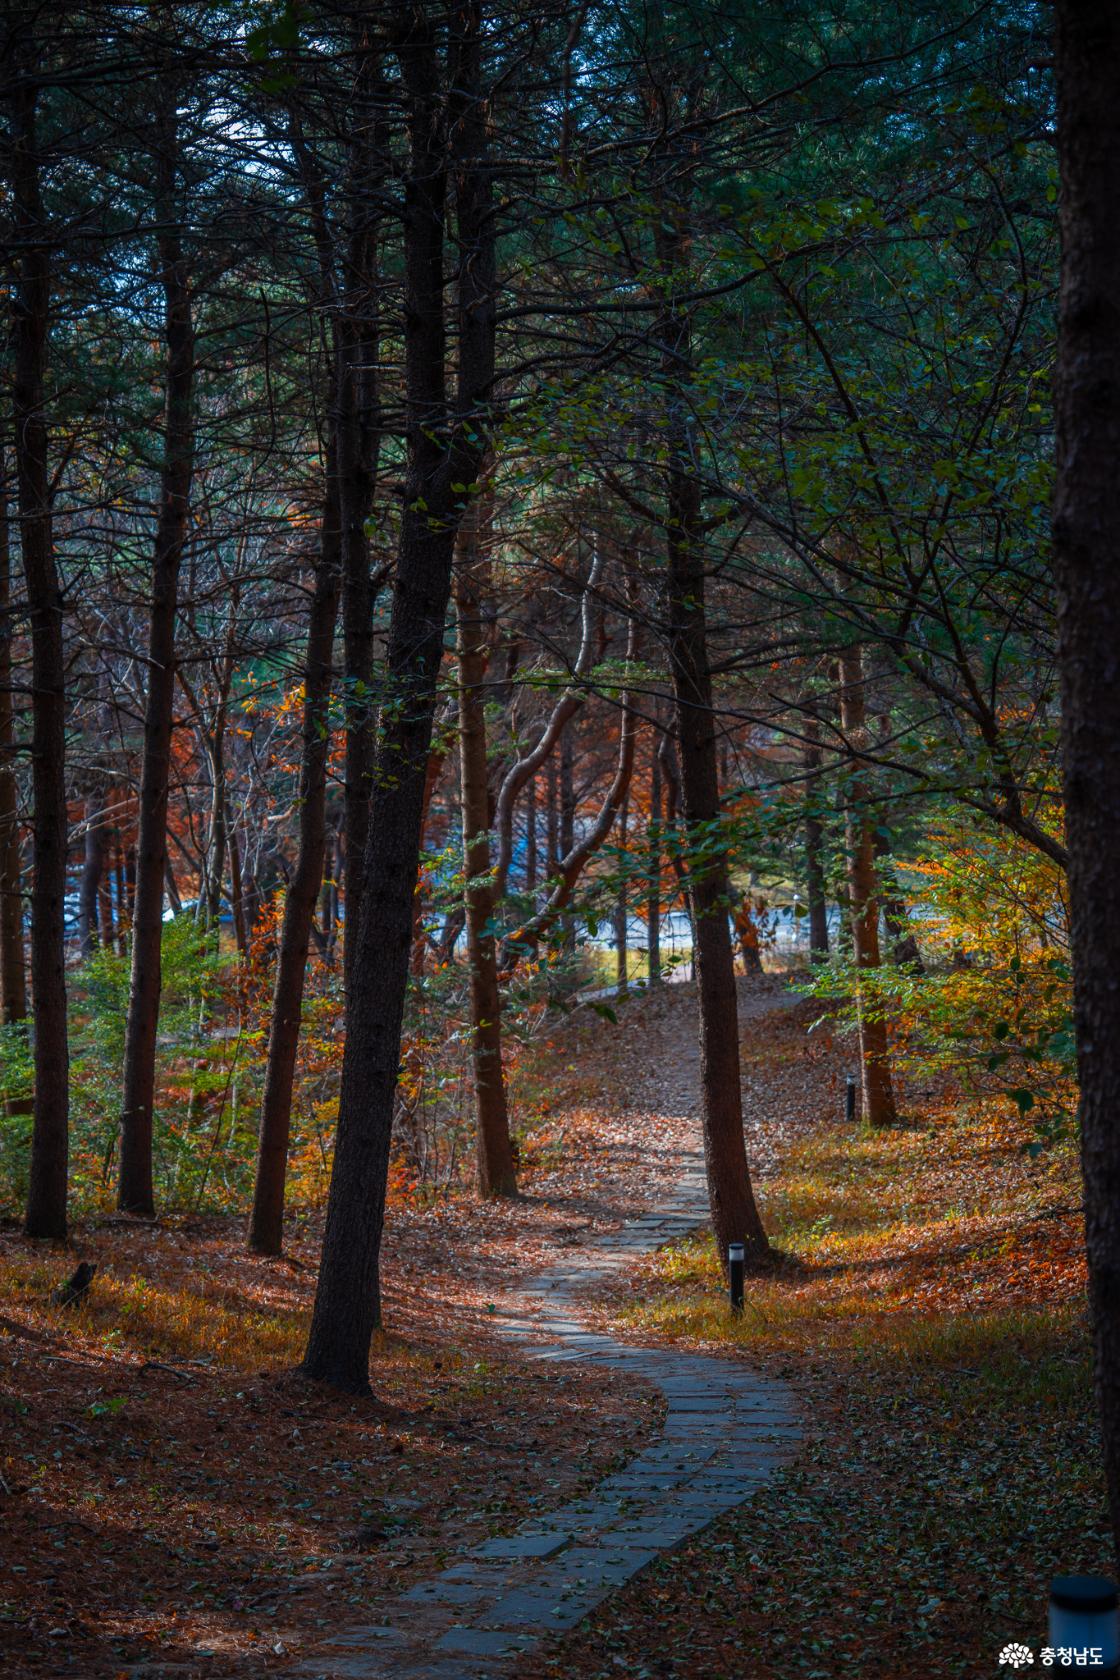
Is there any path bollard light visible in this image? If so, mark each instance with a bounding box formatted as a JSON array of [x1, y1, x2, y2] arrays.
[[1049, 1575, 1120, 1675], [845, 1073, 857, 1124], [728, 1242, 745, 1315]]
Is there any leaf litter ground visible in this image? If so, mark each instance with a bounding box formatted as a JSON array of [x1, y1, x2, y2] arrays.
[[0, 972, 1104, 1679]]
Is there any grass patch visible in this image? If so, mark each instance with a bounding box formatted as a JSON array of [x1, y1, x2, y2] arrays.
[[0, 1250, 308, 1368]]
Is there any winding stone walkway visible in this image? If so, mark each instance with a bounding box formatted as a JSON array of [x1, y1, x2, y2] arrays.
[[300, 1147, 801, 1680]]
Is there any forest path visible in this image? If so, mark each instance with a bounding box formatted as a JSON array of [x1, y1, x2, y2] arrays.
[[298, 986, 804, 1680]]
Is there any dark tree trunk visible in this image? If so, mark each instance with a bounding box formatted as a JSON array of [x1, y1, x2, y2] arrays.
[[837, 647, 897, 1128], [79, 796, 106, 959], [546, 755, 559, 878], [559, 725, 575, 950], [114, 841, 128, 954], [97, 839, 114, 950], [11, 76, 68, 1240], [658, 205, 767, 1267], [410, 722, 453, 977], [118, 105, 195, 1215], [164, 854, 183, 918], [657, 727, 693, 948], [525, 772, 537, 891], [666, 461, 768, 1265], [228, 823, 247, 962], [803, 722, 829, 962], [647, 729, 662, 985], [0, 470, 27, 1025], [248, 487, 341, 1255], [1052, 0, 1120, 1567], [320, 819, 339, 961], [301, 3, 495, 1393], [455, 516, 517, 1197], [338, 53, 384, 994], [614, 783, 629, 992]]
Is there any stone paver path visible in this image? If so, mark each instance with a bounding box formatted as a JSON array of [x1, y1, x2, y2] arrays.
[[299, 1145, 801, 1680]]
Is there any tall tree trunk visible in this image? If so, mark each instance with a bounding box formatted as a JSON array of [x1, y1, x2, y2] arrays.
[[614, 782, 629, 992], [97, 835, 114, 950], [647, 728, 662, 985], [302, 3, 495, 1393], [410, 718, 454, 977], [666, 462, 768, 1265], [803, 722, 829, 962], [525, 772, 537, 891], [339, 294, 382, 994], [837, 647, 897, 1128], [559, 725, 575, 951], [455, 516, 517, 1197], [1052, 0, 1120, 1567], [118, 105, 195, 1215], [114, 840, 128, 953], [546, 755, 559, 879], [228, 822, 247, 963], [658, 205, 767, 1266], [330, 23, 384, 996], [657, 726, 693, 952], [79, 796, 106, 959], [248, 489, 341, 1255], [0, 469, 28, 1025], [320, 819, 339, 961], [11, 75, 68, 1240]]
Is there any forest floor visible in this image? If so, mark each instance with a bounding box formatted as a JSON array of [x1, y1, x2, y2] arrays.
[[0, 971, 1108, 1679]]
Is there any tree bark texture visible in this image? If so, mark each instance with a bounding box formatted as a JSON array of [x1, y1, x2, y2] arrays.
[[0, 471, 27, 1025], [658, 201, 768, 1267], [79, 797, 106, 959], [455, 517, 517, 1197], [666, 460, 768, 1265], [11, 76, 69, 1240], [614, 782, 629, 992], [1052, 0, 1120, 1568], [248, 477, 341, 1255], [837, 647, 897, 1128], [118, 104, 195, 1215], [302, 2, 495, 1393], [338, 34, 384, 994], [647, 730, 662, 985], [803, 722, 830, 961]]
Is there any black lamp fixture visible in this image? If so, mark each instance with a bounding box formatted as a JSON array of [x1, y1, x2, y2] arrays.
[[728, 1241, 745, 1314]]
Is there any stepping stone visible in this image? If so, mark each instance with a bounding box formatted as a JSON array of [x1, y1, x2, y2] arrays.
[[319, 1622, 408, 1647], [434, 1627, 527, 1656], [485, 1587, 600, 1630], [473, 1531, 572, 1560], [549, 1545, 659, 1586]]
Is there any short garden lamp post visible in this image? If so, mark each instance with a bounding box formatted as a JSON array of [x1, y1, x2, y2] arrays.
[[728, 1242, 745, 1314], [1049, 1576, 1119, 1676]]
